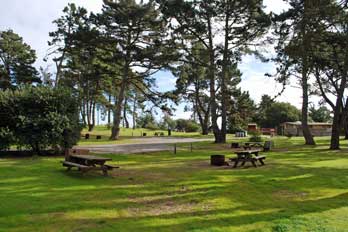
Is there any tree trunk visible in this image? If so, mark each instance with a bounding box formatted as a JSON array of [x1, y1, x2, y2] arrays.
[[88, 102, 96, 132], [110, 66, 128, 140], [301, 77, 315, 145], [301, 0, 315, 145], [123, 97, 129, 128], [207, 16, 222, 143], [344, 114, 348, 140], [133, 94, 137, 130], [330, 106, 341, 149], [218, 9, 231, 144], [108, 94, 111, 125]]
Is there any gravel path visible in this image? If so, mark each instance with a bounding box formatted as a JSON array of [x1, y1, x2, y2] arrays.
[[75, 137, 213, 154]]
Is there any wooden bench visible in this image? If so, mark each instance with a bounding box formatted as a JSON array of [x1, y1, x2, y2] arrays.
[[231, 149, 266, 168], [254, 155, 266, 165], [104, 164, 120, 170], [61, 161, 92, 172]]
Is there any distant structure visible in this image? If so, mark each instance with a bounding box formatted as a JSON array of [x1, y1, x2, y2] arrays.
[[247, 123, 258, 132], [247, 123, 276, 137], [280, 121, 332, 136]]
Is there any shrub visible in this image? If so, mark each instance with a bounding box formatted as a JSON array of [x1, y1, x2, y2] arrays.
[[0, 85, 81, 154], [185, 121, 200, 132], [0, 127, 14, 150], [249, 131, 263, 142], [175, 119, 200, 132], [146, 122, 159, 130]]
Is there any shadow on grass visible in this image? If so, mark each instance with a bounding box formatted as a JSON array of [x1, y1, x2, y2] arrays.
[[1, 143, 348, 231]]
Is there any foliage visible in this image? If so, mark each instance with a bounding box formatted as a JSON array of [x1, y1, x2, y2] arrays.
[[158, 0, 271, 143], [249, 130, 263, 142], [227, 90, 256, 133], [254, 97, 301, 128], [309, 106, 332, 123], [0, 30, 40, 90], [265, 102, 301, 128], [136, 113, 157, 130], [96, 0, 175, 139], [0, 127, 14, 151], [0, 85, 81, 153], [175, 119, 200, 133]]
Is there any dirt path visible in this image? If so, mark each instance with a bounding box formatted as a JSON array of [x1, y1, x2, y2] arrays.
[[75, 137, 214, 154]]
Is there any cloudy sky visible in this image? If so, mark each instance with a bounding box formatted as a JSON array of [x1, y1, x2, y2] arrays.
[[0, 0, 306, 120]]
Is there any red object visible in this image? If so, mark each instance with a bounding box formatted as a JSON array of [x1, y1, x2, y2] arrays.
[[261, 128, 276, 136]]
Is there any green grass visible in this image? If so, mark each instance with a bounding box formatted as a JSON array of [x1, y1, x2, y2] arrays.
[[1, 137, 348, 231], [78, 126, 216, 145]]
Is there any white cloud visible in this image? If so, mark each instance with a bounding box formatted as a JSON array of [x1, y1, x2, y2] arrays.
[[0, 0, 102, 68]]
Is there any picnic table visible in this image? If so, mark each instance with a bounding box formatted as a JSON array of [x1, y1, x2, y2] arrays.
[[230, 149, 266, 168], [243, 142, 264, 149], [62, 154, 118, 176], [234, 141, 273, 152]]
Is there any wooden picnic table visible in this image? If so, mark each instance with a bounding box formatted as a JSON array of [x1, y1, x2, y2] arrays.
[[62, 154, 118, 176], [243, 142, 264, 149], [230, 149, 266, 168]]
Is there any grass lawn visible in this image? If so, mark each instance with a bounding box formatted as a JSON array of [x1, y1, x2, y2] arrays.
[[78, 126, 237, 145], [1, 137, 348, 231]]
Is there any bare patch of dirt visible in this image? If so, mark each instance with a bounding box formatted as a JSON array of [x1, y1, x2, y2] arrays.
[[273, 190, 309, 199], [127, 199, 202, 216]]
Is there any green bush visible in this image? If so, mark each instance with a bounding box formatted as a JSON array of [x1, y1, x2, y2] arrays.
[[175, 119, 200, 132], [146, 122, 159, 130], [0, 85, 81, 154], [249, 131, 263, 142], [0, 127, 14, 150]]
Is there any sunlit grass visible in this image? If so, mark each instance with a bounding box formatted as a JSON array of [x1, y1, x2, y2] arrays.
[[1, 137, 348, 231], [78, 126, 238, 145]]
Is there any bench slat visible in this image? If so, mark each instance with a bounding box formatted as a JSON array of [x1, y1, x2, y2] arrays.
[[104, 164, 120, 170], [61, 161, 90, 169]]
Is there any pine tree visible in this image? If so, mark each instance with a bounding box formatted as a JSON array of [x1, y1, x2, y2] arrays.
[[0, 30, 39, 89]]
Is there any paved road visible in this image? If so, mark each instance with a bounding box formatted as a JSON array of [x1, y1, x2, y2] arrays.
[[75, 137, 213, 154]]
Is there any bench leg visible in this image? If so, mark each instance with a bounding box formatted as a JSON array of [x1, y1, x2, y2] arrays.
[[259, 159, 265, 165], [233, 160, 239, 168], [66, 167, 72, 171], [102, 166, 108, 176], [251, 160, 257, 168]]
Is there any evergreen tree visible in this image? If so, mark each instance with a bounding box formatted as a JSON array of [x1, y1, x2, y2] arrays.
[[158, 0, 271, 143], [0, 30, 40, 90], [98, 0, 174, 140], [272, 0, 318, 145]]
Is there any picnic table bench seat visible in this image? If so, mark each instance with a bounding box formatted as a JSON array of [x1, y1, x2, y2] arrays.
[[62, 150, 118, 176], [103, 164, 120, 170], [61, 161, 91, 171], [230, 149, 266, 168]]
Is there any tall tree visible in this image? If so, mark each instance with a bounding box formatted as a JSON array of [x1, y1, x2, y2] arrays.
[[309, 105, 332, 123], [173, 43, 211, 135], [159, 0, 270, 143], [47, 3, 88, 86], [273, 0, 318, 145], [0, 30, 39, 90], [98, 0, 173, 140], [310, 0, 348, 149]]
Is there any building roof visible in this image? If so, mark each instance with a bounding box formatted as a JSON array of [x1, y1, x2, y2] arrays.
[[282, 121, 332, 126]]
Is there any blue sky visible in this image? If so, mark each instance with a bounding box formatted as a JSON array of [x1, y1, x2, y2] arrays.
[[0, 0, 307, 120]]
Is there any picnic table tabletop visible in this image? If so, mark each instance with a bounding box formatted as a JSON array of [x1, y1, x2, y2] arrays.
[[235, 149, 262, 154], [69, 154, 112, 161]]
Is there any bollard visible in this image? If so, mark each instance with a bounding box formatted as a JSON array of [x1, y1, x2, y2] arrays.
[[190, 143, 193, 152]]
